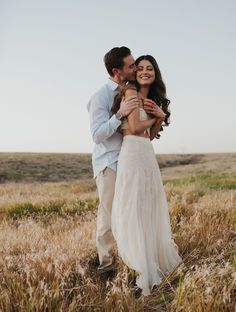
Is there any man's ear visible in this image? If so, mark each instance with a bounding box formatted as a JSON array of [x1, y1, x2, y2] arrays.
[[112, 68, 120, 76]]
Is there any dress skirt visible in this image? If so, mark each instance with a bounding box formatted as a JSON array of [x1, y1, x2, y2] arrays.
[[111, 135, 183, 296]]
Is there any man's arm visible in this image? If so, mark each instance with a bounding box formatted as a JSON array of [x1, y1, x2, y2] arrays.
[[87, 89, 139, 144], [87, 92, 121, 144]]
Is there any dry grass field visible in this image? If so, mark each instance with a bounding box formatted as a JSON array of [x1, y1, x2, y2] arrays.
[[0, 152, 235, 311]]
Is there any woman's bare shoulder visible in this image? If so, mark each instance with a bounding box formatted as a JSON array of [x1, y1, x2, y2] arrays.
[[123, 83, 138, 99]]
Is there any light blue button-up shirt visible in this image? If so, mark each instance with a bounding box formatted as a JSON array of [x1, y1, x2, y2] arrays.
[[87, 78, 123, 179]]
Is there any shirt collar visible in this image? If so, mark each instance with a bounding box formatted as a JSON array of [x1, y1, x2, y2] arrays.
[[107, 77, 120, 91]]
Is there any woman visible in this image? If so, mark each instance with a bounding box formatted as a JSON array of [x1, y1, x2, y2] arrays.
[[110, 55, 183, 296]]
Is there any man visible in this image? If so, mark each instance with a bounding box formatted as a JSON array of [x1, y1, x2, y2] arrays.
[[87, 46, 139, 274]]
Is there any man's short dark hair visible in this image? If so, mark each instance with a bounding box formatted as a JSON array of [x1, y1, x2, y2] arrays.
[[103, 46, 131, 76]]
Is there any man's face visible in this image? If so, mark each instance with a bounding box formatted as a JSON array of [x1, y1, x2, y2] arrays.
[[118, 54, 136, 82]]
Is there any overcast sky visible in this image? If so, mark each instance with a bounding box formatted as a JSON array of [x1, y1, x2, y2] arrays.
[[0, 0, 235, 154]]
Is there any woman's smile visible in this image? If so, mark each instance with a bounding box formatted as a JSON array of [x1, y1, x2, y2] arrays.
[[140, 75, 151, 80]]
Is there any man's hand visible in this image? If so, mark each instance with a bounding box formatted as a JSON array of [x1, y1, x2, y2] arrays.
[[118, 96, 139, 117], [143, 99, 166, 120]]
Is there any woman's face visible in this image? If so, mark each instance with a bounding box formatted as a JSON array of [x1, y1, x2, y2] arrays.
[[136, 59, 155, 86]]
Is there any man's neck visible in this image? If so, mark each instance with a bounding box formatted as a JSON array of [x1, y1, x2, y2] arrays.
[[109, 76, 125, 87]]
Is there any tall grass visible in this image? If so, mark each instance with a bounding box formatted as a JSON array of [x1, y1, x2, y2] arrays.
[[0, 171, 235, 311]]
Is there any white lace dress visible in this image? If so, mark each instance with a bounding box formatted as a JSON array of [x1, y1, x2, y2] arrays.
[[111, 108, 183, 296]]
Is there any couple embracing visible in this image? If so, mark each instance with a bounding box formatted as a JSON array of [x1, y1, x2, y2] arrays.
[[87, 46, 183, 296]]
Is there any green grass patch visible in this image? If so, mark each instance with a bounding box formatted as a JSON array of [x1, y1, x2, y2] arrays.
[[7, 198, 99, 218], [164, 171, 236, 190]]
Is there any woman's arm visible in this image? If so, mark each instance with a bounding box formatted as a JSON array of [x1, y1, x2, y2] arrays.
[[143, 98, 166, 140], [128, 108, 157, 135], [125, 89, 157, 135]]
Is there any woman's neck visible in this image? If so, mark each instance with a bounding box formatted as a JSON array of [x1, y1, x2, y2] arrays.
[[138, 85, 150, 99]]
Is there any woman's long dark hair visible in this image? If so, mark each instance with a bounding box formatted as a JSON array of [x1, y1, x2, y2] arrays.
[[111, 55, 171, 139]]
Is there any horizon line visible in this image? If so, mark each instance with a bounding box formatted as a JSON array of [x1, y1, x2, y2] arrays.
[[0, 151, 235, 155]]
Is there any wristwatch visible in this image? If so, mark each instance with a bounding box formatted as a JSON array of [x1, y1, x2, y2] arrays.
[[115, 112, 123, 120]]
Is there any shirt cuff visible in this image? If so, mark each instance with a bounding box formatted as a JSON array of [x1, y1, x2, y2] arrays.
[[110, 114, 122, 129]]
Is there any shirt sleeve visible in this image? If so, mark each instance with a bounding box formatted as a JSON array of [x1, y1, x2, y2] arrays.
[[87, 92, 122, 144]]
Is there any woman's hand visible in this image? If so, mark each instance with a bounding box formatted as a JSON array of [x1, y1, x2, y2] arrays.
[[143, 99, 166, 120]]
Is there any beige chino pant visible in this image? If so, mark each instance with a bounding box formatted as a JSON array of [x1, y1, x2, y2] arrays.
[[95, 167, 117, 272]]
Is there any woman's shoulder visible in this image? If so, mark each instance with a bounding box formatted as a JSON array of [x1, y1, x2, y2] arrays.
[[124, 81, 137, 91], [122, 82, 138, 99]]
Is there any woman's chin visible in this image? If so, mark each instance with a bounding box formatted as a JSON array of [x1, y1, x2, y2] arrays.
[[137, 81, 152, 86]]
